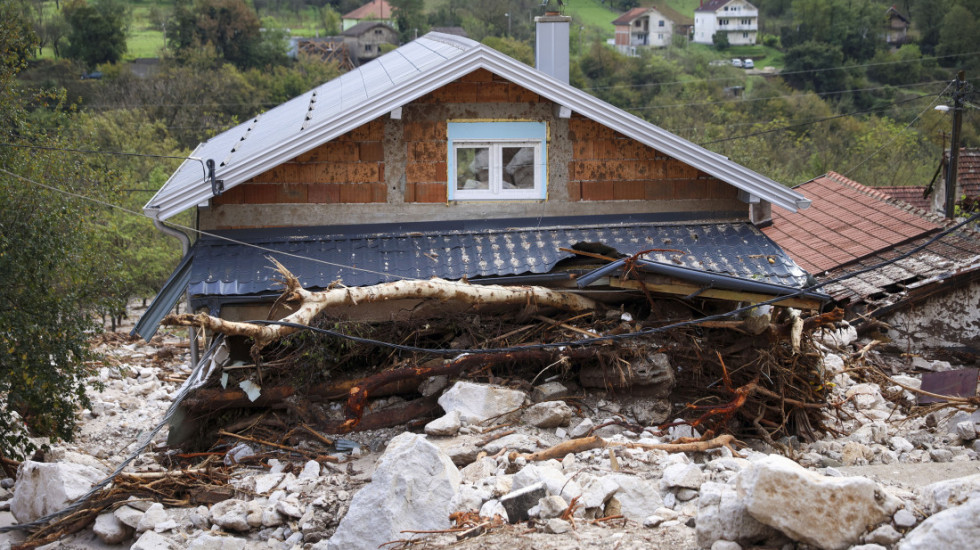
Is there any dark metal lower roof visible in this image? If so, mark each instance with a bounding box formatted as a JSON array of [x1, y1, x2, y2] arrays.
[[187, 214, 810, 298]]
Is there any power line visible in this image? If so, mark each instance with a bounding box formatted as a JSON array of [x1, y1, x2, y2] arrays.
[[0, 142, 193, 163], [697, 94, 935, 146]]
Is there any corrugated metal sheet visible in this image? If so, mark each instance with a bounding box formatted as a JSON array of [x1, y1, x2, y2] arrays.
[[184, 216, 810, 298], [131, 253, 193, 340], [145, 33, 809, 221]]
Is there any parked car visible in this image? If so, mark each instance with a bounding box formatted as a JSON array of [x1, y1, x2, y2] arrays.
[[731, 58, 743, 68], [81, 71, 103, 80], [743, 59, 755, 69]]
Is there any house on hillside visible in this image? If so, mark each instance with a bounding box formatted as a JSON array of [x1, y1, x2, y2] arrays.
[[763, 171, 980, 350], [342, 0, 393, 32], [693, 0, 758, 46], [135, 16, 820, 355], [884, 5, 910, 46], [612, 4, 693, 54], [341, 21, 399, 65]]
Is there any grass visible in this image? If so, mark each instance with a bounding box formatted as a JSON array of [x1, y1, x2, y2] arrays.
[[662, 0, 702, 15], [562, 0, 621, 37], [127, 30, 166, 59]]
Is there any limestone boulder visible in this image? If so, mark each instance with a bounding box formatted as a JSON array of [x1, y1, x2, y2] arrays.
[[522, 401, 573, 428], [437, 382, 526, 424], [899, 496, 980, 550], [10, 461, 104, 523], [918, 473, 980, 514], [737, 455, 901, 550], [696, 481, 780, 548], [328, 432, 460, 550]]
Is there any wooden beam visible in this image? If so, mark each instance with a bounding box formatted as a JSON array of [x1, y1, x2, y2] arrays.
[[608, 278, 823, 310]]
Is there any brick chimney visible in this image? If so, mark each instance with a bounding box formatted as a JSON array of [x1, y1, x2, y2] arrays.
[[535, 14, 571, 83]]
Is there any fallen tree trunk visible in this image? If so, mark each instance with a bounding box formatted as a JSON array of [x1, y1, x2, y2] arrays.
[[163, 259, 598, 358]]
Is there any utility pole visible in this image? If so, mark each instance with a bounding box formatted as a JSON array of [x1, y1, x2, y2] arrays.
[[944, 70, 965, 219]]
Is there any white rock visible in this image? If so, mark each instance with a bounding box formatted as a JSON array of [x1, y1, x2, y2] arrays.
[[136, 503, 169, 534], [918, 473, 980, 514], [711, 541, 744, 550], [737, 455, 901, 550], [512, 462, 576, 500], [481, 433, 540, 455], [210, 499, 251, 532], [115, 504, 144, 529], [569, 418, 594, 438], [893, 508, 917, 528], [425, 411, 462, 437], [578, 475, 620, 510], [662, 462, 704, 490], [328, 433, 460, 550], [543, 517, 571, 533], [437, 382, 526, 424], [889, 436, 914, 454], [186, 533, 248, 550], [9, 460, 105, 522], [94, 511, 134, 544], [275, 497, 304, 518], [131, 530, 177, 550], [899, 496, 980, 550], [817, 324, 857, 348], [821, 353, 846, 375], [696, 481, 778, 548], [537, 495, 568, 519], [608, 474, 664, 521], [522, 401, 573, 428], [450, 484, 492, 513], [261, 508, 284, 527], [298, 460, 321, 480], [866, 524, 902, 545], [419, 375, 449, 397], [532, 382, 568, 403], [479, 499, 509, 522], [955, 421, 977, 440], [460, 457, 497, 484]]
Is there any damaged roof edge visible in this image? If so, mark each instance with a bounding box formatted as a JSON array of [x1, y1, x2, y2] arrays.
[[144, 33, 808, 221]]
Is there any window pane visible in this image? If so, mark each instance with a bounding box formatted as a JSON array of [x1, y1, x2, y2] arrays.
[[503, 146, 535, 189], [456, 147, 490, 190]]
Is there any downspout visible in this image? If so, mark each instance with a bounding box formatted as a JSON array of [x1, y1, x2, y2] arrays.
[[153, 218, 198, 368]]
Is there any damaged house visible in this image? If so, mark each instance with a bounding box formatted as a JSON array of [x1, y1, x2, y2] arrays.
[[134, 17, 835, 442], [763, 171, 980, 356]]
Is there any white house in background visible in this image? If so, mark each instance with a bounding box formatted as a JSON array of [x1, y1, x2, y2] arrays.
[[693, 0, 758, 46], [612, 4, 693, 54]]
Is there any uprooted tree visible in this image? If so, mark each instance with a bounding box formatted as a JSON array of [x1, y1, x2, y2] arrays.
[[163, 260, 842, 446]]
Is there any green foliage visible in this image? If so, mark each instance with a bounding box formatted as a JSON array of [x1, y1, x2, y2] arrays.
[[482, 36, 534, 66], [389, 0, 427, 42], [167, 0, 286, 69], [780, 0, 881, 62], [782, 41, 848, 94], [0, 1, 119, 460], [937, 4, 979, 67], [62, 0, 129, 68], [712, 31, 731, 50]]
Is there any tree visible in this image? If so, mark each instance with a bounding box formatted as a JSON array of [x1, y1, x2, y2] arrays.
[[167, 0, 285, 69], [712, 31, 730, 50], [389, 0, 427, 42], [0, 2, 122, 462], [936, 4, 979, 67], [62, 0, 128, 68], [781, 41, 848, 95]]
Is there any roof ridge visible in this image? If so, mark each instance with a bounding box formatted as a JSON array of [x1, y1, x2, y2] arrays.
[[824, 171, 947, 226]]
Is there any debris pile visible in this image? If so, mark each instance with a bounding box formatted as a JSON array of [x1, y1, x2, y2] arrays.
[[1, 285, 979, 550]]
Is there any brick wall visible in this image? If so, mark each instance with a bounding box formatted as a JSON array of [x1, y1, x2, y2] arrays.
[[414, 69, 543, 104], [212, 120, 386, 206], [566, 116, 736, 203]]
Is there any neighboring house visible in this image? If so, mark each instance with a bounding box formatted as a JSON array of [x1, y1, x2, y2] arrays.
[[292, 37, 355, 70], [884, 5, 910, 46], [341, 22, 399, 65], [135, 17, 817, 347], [342, 0, 393, 32], [763, 171, 980, 349], [693, 0, 758, 46], [612, 4, 693, 54]]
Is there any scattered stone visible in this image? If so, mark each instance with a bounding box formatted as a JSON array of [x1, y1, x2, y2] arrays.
[[737, 455, 901, 550], [298, 460, 321, 480], [899, 496, 980, 550], [136, 503, 169, 534], [437, 382, 526, 424], [419, 375, 449, 397], [569, 418, 595, 438], [94, 511, 134, 544], [543, 518, 571, 534], [210, 499, 251, 532], [661, 462, 704, 490], [522, 401, 573, 428], [131, 530, 176, 550], [710, 541, 743, 550], [115, 505, 144, 529], [186, 533, 247, 550], [9, 461, 105, 523], [479, 499, 508, 522], [537, 495, 567, 519], [328, 433, 460, 550], [425, 410, 462, 437], [954, 421, 977, 441], [893, 508, 917, 528], [531, 382, 568, 403], [865, 524, 902, 545], [608, 474, 664, 521]]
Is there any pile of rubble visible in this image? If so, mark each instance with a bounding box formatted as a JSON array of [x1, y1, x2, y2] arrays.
[[1, 323, 979, 550]]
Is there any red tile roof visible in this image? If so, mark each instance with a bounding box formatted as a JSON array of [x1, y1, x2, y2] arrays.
[[343, 0, 391, 21], [954, 148, 980, 197], [876, 186, 931, 211], [613, 7, 650, 26], [762, 171, 940, 274]]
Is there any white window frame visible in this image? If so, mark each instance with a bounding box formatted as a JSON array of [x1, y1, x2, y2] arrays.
[[447, 121, 547, 201]]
